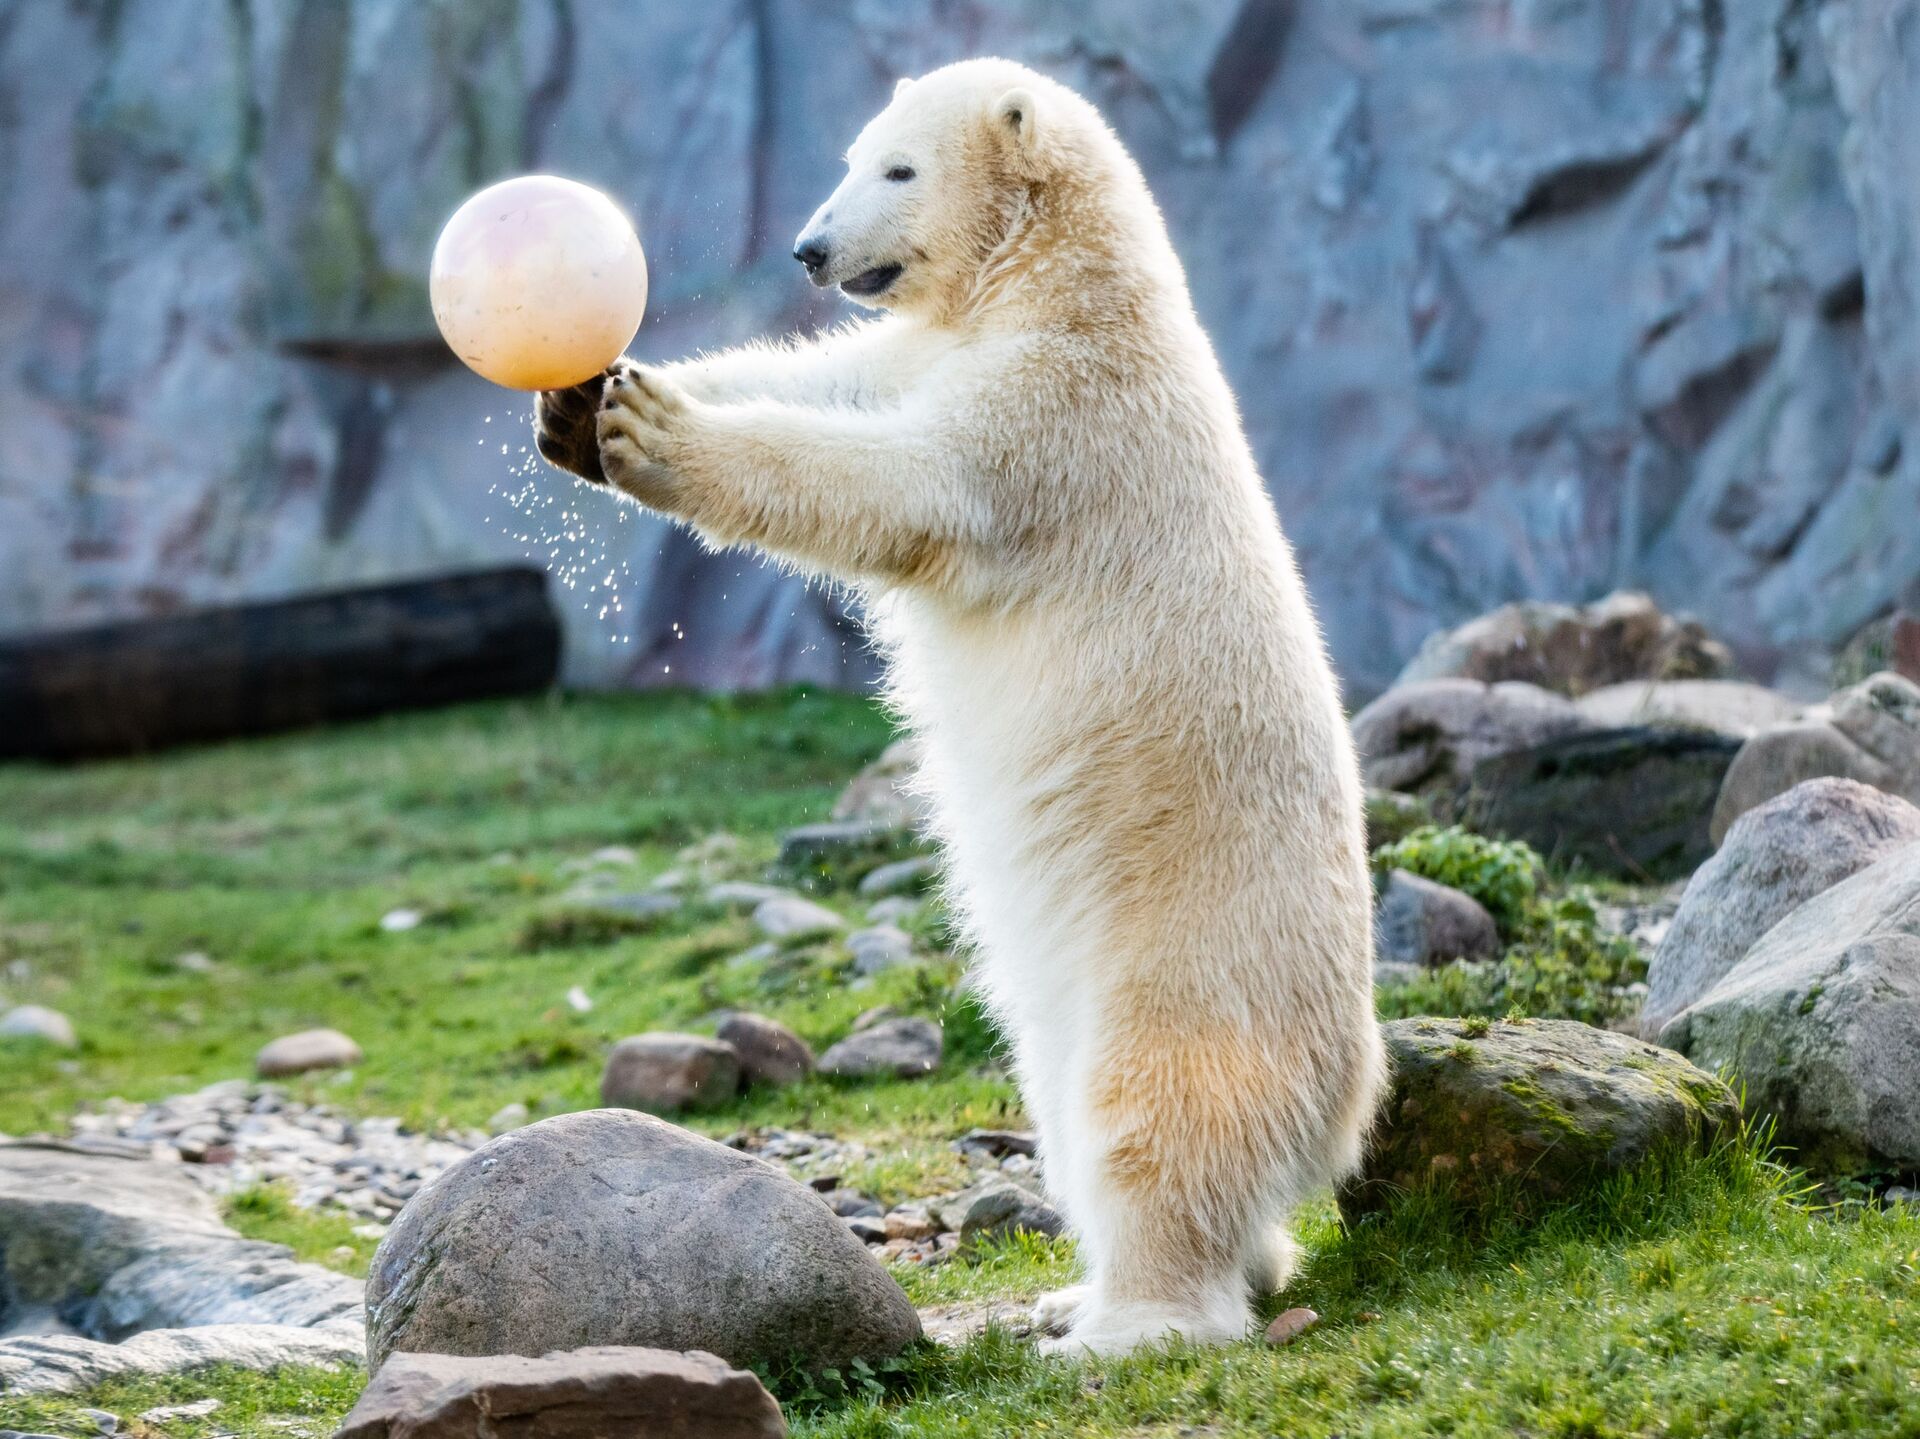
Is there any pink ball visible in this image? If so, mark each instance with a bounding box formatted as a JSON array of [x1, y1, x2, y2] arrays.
[[430, 175, 648, 392]]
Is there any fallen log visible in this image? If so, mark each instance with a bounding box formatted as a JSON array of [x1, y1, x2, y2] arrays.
[[0, 568, 561, 760]]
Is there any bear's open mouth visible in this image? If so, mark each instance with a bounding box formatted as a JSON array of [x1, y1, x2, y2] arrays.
[[842, 264, 903, 297]]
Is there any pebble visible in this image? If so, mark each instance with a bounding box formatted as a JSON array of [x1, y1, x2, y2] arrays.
[[255, 1027, 362, 1077], [174, 950, 217, 973], [865, 896, 924, 925], [1264, 1306, 1320, 1346], [752, 895, 847, 939], [705, 881, 795, 910], [847, 924, 916, 975], [77, 1409, 118, 1435], [0, 1004, 77, 1049], [488, 1101, 531, 1134], [565, 985, 594, 1013], [378, 907, 424, 933], [857, 855, 939, 898], [140, 1399, 222, 1424]]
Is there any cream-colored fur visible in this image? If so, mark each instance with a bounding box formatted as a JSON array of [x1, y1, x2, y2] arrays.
[[535, 58, 1386, 1357]]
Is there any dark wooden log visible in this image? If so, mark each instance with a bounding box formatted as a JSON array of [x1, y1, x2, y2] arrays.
[[0, 568, 561, 760]]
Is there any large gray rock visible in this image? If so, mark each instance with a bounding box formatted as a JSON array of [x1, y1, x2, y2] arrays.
[[1342, 1019, 1739, 1221], [1466, 727, 1743, 879], [0, 1143, 364, 1394], [6, 3, 1919, 696], [1713, 673, 1920, 842], [1350, 680, 1592, 798], [1662, 843, 1920, 1170], [364, 1109, 920, 1374], [1395, 592, 1731, 696], [1644, 778, 1920, 1035], [335, 1347, 786, 1439]]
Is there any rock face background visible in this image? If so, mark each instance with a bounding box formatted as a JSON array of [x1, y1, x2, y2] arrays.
[[3, 0, 1918, 696]]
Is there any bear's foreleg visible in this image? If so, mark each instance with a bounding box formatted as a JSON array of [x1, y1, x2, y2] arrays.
[[594, 364, 986, 584]]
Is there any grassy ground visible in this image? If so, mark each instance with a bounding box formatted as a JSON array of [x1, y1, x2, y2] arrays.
[[3, 691, 1918, 1437]]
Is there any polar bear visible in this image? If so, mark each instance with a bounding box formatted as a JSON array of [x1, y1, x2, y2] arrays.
[[534, 58, 1385, 1356]]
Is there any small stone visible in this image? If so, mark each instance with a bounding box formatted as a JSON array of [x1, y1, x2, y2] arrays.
[[1264, 1306, 1320, 1346], [858, 855, 939, 898], [847, 925, 915, 975], [378, 907, 423, 933], [601, 1033, 743, 1114], [488, 1102, 530, 1134], [140, 1399, 221, 1424], [565, 985, 594, 1013], [851, 1005, 898, 1032], [818, 1188, 883, 1219], [865, 897, 923, 925], [1373, 870, 1500, 967], [706, 881, 795, 910], [77, 1408, 117, 1434], [589, 844, 639, 866], [715, 1012, 815, 1088], [776, 820, 920, 891], [173, 951, 217, 973], [0, 1005, 77, 1050], [929, 1178, 1064, 1242], [352, 1223, 389, 1240], [843, 1215, 887, 1244], [954, 1129, 1038, 1160], [818, 1017, 942, 1080], [753, 895, 846, 940], [884, 1205, 938, 1241], [255, 1028, 362, 1077], [334, 1347, 787, 1439]]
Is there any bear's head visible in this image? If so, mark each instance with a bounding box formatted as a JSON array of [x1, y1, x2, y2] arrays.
[[792, 58, 1091, 319]]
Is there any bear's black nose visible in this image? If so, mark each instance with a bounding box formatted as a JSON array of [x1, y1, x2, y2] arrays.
[[793, 238, 830, 274]]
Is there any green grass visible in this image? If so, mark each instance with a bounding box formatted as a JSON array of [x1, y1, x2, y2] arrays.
[[3, 691, 1918, 1436]]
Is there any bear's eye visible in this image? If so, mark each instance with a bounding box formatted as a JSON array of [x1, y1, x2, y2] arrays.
[[885, 165, 916, 182]]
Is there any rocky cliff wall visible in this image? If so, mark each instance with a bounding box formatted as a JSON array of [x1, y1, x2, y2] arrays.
[[2, 0, 1916, 696]]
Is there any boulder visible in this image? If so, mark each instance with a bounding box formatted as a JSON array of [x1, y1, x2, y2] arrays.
[[334, 1346, 787, 1439], [365, 1110, 921, 1373], [1661, 844, 1920, 1170], [817, 1018, 943, 1080], [0, 1143, 363, 1394], [255, 1028, 363, 1077], [832, 739, 928, 829], [751, 895, 846, 941], [1713, 673, 1920, 842], [1573, 680, 1804, 739], [1465, 727, 1743, 879], [601, 1034, 742, 1114], [1643, 779, 1920, 1035], [0, 1005, 76, 1049], [1341, 1018, 1738, 1220], [1373, 871, 1500, 968], [1349, 680, 1591, 798], [714, 1013, 814, 1088], [1395, 592, 1732, 696]]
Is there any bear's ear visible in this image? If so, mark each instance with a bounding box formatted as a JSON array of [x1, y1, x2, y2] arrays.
[[995, 87, 1039, 160], [893, 76, 914, 100]]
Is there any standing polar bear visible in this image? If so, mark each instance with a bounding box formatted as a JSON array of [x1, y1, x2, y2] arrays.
[[535, 58, 1385, 1355]]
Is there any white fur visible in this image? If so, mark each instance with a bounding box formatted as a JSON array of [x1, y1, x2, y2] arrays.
[[542, 59, 1386, 1357]]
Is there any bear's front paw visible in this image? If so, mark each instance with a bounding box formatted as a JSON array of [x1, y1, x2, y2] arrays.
[[596, 363, 693, 508], [533, 375, 611, 485]]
